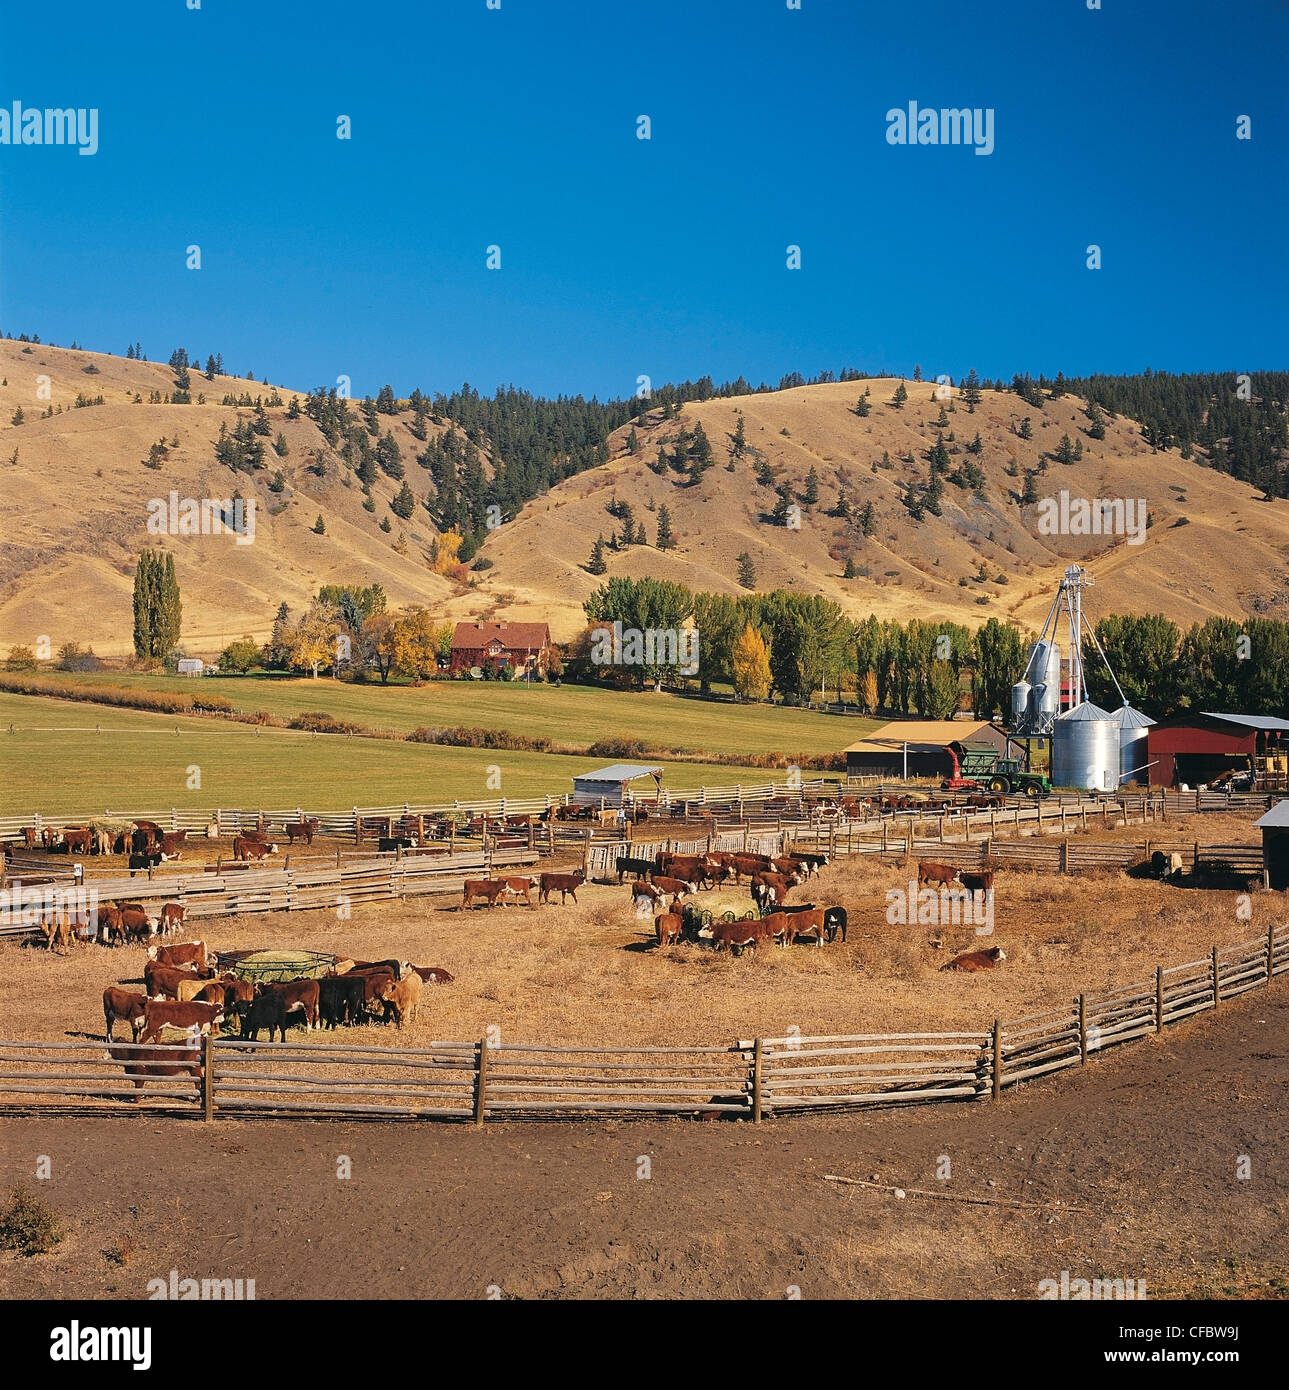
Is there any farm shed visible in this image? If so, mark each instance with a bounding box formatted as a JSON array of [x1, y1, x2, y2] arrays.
[[1254, 801, 1289, 891], [176, 658, 204, 676], [571, 763, 663, 808], [1147, 713, 1289, 789], [843, 720, 1008, 780], [449, 620, 551, 675]]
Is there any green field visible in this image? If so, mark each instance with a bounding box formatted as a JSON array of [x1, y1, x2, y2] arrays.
[[0, 693, 832, 817], [16, 671, 872, 758]]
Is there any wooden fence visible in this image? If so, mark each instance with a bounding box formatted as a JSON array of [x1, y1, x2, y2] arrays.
[[3, 923, 1285, 1122]]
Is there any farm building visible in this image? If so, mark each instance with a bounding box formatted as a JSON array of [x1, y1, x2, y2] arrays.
[[176, 658, 204, 676], [1255, 801, 1289, 891], [1147, 713, 1289, 790], [843, 720, 1009, 780], [571, 763, 663, 808], [449, 620, 552, 675]]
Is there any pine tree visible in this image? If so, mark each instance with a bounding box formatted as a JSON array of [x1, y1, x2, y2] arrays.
[[802, 465, 820, 505], [843, 556, 857, 579], [587, 534, 608, 574], [736, 552, 757, 589], [312, 514, 326, 534], [1019, 417, 1033, 440], [391, 481, 415, 518], [273, 431, 288, 457], [10, 406, 23, 425], [1055, 433, 1075, 464], [966, 430, 983, 454], [855, 395, 870, 417], [771, 486, 793, 526], [656, 504, 675, 550], [912, 364, 923, 382], [634, 520, 647, 545], [755, 458, 775, 487], [890, 382, 908, 409], [859, 500, 876, 535], [936, 405, 949, 428], [961, 368, 982, 411], [1073, 438, 1084, 461], [1022, 470, 1039, 504], [626, 425, 639, 455], [732, 413, 747, 456]]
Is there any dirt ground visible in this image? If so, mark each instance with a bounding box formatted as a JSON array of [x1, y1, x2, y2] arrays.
[[2, 973, 1286, 1301]]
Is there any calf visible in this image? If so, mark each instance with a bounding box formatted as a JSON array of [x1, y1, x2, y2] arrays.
[[232, 835, 277, 861], [959, 871, 995, 897], [410, 966, 454, 986], [144, 960, 213, 1000], [259, 978, 321, 1030], [615, 855, 656, 885], [706, 918, 774, 954], [940, 947, 1006, 973], [103, 987, 148, 1042], [378, 970, 423, 1029], [631, 881, 665, 910], [148, 937, 204, 970], [462, 879, 509, 910], [751, 871, 800, 910], [500, 875, 540, 907], [917, 860, 960, 887], [285, 817, 320, 846], [538, 870, 585, 905], [654, 912, 684, 948], [140, 998, 224, 1042], [377, 836, 419, 853], [781, 906, 827, 948], [239, 991, 287, 1042]]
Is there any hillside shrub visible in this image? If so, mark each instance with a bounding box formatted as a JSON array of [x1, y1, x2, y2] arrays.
[[288, 711, 363, 735]]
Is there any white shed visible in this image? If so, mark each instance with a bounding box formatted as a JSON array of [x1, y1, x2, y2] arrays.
[[571, 763, 664, 809], [176, 658, 205, 677]]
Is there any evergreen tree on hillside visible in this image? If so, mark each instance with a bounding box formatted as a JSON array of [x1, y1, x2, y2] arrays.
[[1054, 433, 1076, 464], [587, 535, 608, 574], [626, 425, 639, 455], [890, 382, 908, 409], [1018, 417, 1033, 440], [656, 504, 675, 550], [376, 384, 398, 414], [391, 481, 415, 518], [736, 552, 757, 589], [731, 413, 747, 456], [961, 368, 982, 411], [802, 465, 820, 505], [376, 431, 404, 479], [854, 395, 870, 417]]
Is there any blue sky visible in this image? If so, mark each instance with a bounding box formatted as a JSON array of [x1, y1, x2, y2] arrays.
[[1, 0, 1285, 400]]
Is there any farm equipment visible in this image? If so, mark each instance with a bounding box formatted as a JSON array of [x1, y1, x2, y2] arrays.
[[941, 741, 1051, 798]]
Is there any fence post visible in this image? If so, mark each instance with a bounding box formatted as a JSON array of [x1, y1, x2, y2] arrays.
[[1212, 945, 1220, 1008], [1155, 968, 1164, 1032], [1078, 995, 1087, 1064], [751, 1039, 763, 1124], [474, 1038, 489, 1125], [202, 1030, 215, 1122], [582, 828, 592, 875], [992, 1019, 1002, 1100], [1059, 841, 1069, 874], [1268, 924, 1277, 984]]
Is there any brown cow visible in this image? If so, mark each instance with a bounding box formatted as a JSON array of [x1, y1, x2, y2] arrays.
[[22, 827, 37, 849], [499, 875, 539, 907], [940, 947, 1006, 972], [462, 879, 509, 910], [106, 1036, 203, 1098], [233, 836, 277, 861], [917, 860, 960, 887], [706, 918, 774, 954], [259, 978, 321, 1030], [148, 937, 205, 970], [61, 827, 92, 855], [779, 906, 827, 947], [284, 817, 320, 846], [959, 871, 995, 897], [102, 987, 148, 1041], [538, 870, 585, 905], [158, 831, 187, 859], [140, 998, 224, 1042], [116, 904, 153, 942], [144, 960, 213, 1000], [654, 912, 683, 947], [657, 854, 714, 888], [410, 966, 454, 985], [650, 874, 695, 900], [631, 880, 665, 909]]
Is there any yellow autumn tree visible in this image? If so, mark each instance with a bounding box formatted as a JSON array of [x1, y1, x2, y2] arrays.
[[391, 608, 441, 679], [860, 668, 878, 714], [431, 529, 463, 575], [288, 601, 339, 678], [731, 624, 771, 702]]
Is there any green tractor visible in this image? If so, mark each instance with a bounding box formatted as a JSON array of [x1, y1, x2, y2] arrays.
[[942, 741, 1052, 798]]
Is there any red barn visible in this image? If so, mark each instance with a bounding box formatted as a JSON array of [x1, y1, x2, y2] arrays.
[[1147, 712, 1289, 789], [449, 620, 551, 676]]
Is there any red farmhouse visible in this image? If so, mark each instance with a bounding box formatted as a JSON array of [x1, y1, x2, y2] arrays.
[[449, 620, 551, 676]]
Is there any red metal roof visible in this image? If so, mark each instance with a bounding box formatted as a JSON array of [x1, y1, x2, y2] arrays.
[[450, 620, 550, 651]]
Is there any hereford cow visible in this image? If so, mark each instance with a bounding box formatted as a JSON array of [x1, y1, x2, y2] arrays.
[[61, 827, 92, 855], [940, 947, 1006, 973], [538, 870, 585, 905], [462, 879, 509, 910], [159, 830, 187, 858], [649, 875, 693, 901], [500, 875, 540, 907], [102, 987, 148, 1041], [22, 827, 37, 850], [705, 918, 775, 954], [140, 998, 224, 1042], [917, 860, 960, 887], [144, 960, 213, 1000], [284, 817, 320, 846], [377, 970, 422, 1029], [233, 836, 277, 861], [148, 937, 205, 970], [106, 1036, 203, 1098], [779, 906, 827, 947], [410, 966, 454, 986], [655, 912, 684, 947]]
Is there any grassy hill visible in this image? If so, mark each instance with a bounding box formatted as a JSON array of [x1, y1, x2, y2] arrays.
[[3, 340, 1286, 659]]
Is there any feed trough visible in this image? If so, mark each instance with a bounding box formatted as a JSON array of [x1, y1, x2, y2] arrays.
[[679, 888, 760, 934], [229, 949, 336, 984]]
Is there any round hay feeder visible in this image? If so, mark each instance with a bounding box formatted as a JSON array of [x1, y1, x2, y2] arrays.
[[230, 949, 336, 984]]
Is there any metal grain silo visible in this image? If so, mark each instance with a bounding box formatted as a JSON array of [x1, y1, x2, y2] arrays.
[[1112, 703, 1155, 786], [1052, 701, 1120, 792], [1026, 640, 1061, 719], [1010, 679, 1031, 723]]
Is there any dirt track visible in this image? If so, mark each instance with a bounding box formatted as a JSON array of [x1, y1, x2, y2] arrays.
[[2, 974, 1287, 1300]]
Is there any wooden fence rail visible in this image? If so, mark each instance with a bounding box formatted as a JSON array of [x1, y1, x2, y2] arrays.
[[4, 922, 1285, 1123]]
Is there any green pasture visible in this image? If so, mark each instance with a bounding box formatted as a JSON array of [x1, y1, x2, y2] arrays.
[[0, 693, 808, 817], [17, 671, 874, 758]]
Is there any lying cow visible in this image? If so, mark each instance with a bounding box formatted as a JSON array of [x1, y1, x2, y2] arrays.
[[410, 965, 453, 985], [940, 947, 1006, 973], [538, 870, 585, 905], [233, 836, 278, 861]]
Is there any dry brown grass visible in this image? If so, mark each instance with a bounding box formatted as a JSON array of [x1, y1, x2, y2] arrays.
[[2, 808, 1281, 1050]]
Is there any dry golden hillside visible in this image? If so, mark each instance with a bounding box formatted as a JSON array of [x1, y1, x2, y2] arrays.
[[2, 341, 1286, 657], [479, 380, 1289, 640]]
